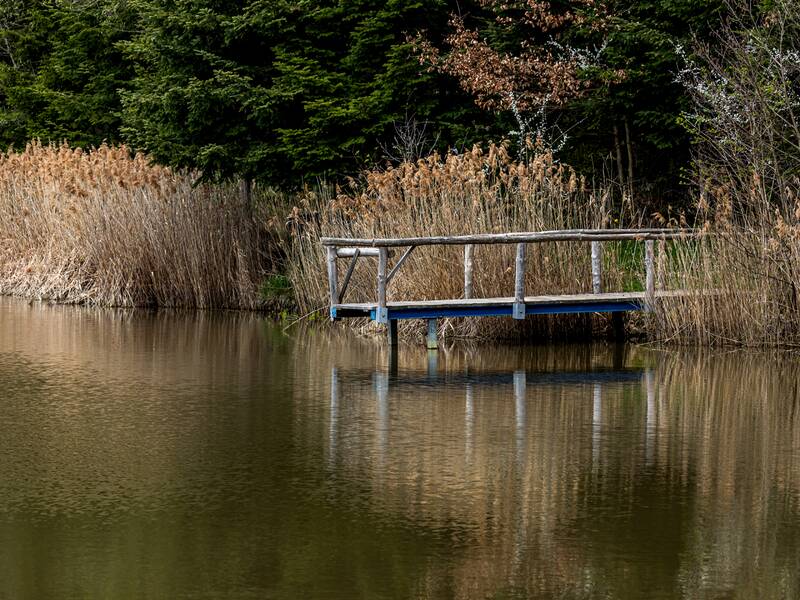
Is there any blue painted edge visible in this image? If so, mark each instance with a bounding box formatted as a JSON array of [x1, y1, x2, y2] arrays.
[[365, 300, 644, 321]]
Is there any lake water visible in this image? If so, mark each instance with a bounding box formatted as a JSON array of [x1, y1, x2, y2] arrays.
[[1, 297, 799, 599]]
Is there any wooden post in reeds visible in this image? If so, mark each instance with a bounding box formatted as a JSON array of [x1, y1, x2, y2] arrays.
[[513, 243, 526, 320], [327, 246, 338, 320], [591, 241, 602, 293], [377, 247, 389, 324], [464, 244, 474, 299]]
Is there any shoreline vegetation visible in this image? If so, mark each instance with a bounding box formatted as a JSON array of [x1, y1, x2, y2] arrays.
[[1, 138, 799, 348]]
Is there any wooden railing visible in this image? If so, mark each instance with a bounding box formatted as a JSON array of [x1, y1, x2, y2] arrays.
[[321, 228, 699, 325]]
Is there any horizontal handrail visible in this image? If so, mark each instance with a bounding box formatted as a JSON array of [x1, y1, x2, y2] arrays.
[[321, 228, 699, 248]]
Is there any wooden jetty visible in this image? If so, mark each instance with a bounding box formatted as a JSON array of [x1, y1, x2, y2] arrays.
[[321, 228, 699, 347]]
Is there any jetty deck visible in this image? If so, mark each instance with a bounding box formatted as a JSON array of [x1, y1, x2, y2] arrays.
[[332, 291, 689, 321], [321, 228, 701, 347]]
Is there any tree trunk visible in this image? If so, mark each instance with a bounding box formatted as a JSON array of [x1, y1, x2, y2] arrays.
[[240, 177, 253, 219], [613, 123, 625, 192], [624, 117, 635, 199]]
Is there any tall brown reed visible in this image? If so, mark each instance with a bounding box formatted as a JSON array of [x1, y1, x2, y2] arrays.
[[0, 141, 264, 308], [288, 143, 643, 340]]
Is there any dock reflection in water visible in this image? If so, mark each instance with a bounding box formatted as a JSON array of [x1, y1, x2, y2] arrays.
[[315, 343, 800, 599], [1, 297, 799, 599]]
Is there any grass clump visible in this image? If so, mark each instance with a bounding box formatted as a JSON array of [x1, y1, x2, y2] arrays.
[[259, 274, 294, 312]]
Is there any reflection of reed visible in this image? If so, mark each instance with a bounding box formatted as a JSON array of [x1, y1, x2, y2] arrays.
[[307, 345, 800, 598], [0, 298, 278, 516], [661, 352, 800, 599], [0, 298, 273, 388]]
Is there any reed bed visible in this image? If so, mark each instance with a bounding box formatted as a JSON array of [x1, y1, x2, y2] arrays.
[[288, 144, 648, 341], [0, 142, 264, 308], [3, 139, 796, 347], [650, 202, 800, 347]]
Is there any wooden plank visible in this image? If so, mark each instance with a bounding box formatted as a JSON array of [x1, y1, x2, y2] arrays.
[[591, 241, 602, 294], [382, 299, 645, 320], [334, 290, 698, 312], [645, 240, 655, 305], [321, 228, 698, 248], [336, 247, 381, 258], [326, 246, 338, 318], [376, 248, 389, 324]]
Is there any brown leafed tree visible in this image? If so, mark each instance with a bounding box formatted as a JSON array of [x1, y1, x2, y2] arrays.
[[416, 0, 611, 151]]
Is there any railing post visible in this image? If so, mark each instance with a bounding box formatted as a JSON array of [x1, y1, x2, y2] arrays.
[[644, 240, 655, 306], [464, 244, 474, 299], [513, 242, 526, 320], [327, 246, 338, 320], [377, 247, 389, 324], [591, 241, 602, 294], [657, 239, 666, 290]]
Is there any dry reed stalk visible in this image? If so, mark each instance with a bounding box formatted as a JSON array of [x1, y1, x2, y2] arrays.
[[288, 143, 645, 341], [0, 141, 265, 308]]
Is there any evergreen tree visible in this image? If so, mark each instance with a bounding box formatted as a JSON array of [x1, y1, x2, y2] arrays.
[[0, 0, 731, 201], [121, 0, 489, 185], [568, 0, 727, 201], [0, 0, 134, 148]]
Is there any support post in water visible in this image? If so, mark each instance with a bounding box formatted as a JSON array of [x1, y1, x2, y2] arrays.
[[327, 246, 338, 320], [591, 241, 602, 294], [377, 247, 389, 324], [464, 244, 474, 299], [644, 240, 655, 307], [426, 319, 438, 350], [513, 243, 526, 320], [427, 349, 439, 378], [388, 319, 398, 348], [612, 312, 626, 340]]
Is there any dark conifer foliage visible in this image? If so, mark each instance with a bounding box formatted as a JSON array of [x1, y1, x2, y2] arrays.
[[0, 0, 134, 147], [0, 0, 727, 198], [120, 0, 491, 184]]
